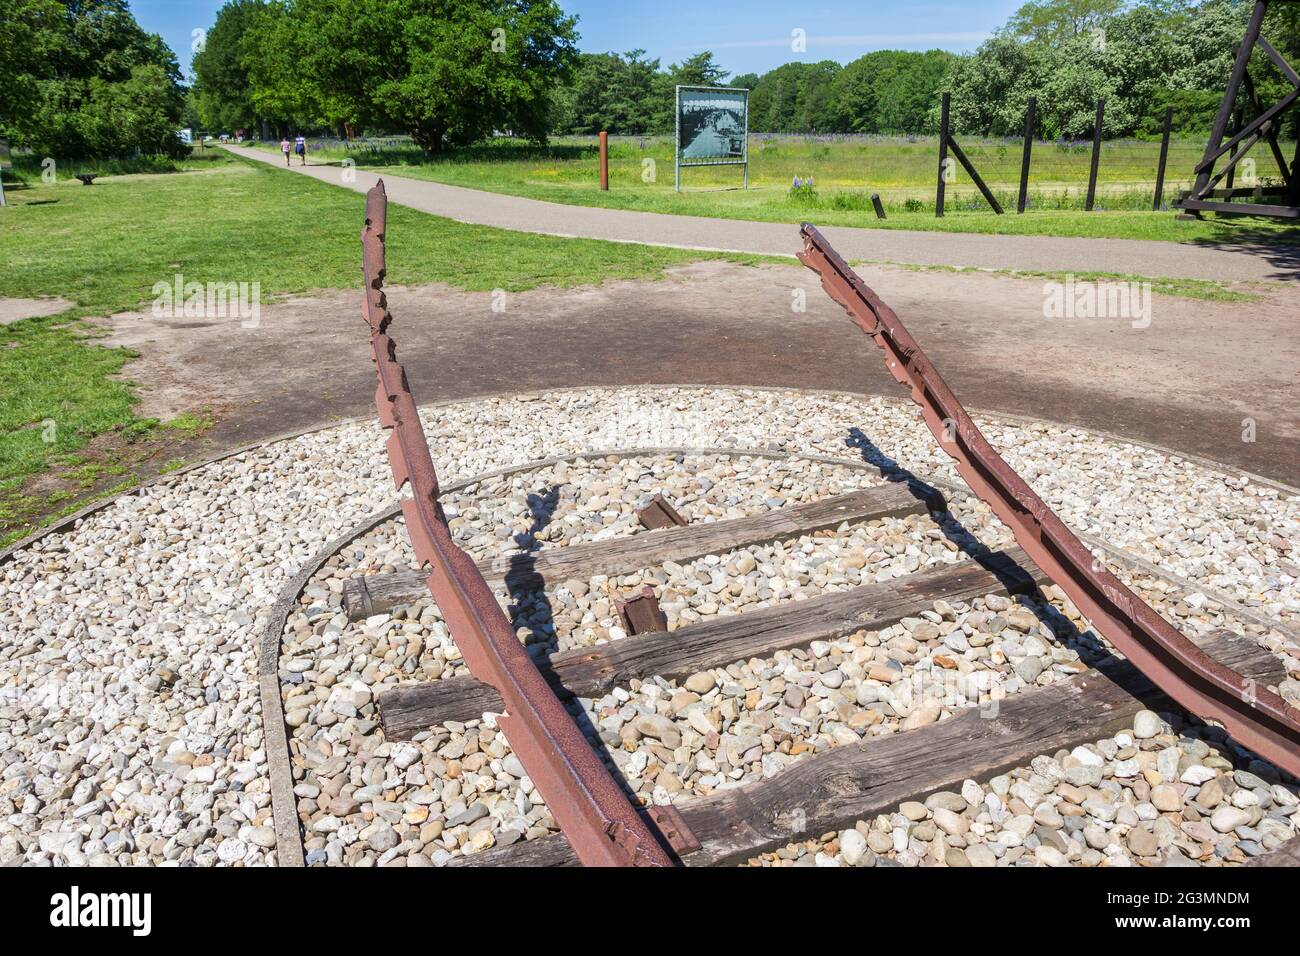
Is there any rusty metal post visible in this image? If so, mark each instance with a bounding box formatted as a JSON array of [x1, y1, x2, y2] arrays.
[[1018, 97, 1036, 214], [599, 131, 609, 191], [1153, 107, 1173, 211], [1085, 98, 1104, 211]]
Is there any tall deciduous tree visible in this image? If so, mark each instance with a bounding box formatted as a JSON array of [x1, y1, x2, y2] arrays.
[[551, 50, 662, 134], [1002, 0, 1128, 43], [826, 50, 956, 134], [747, 61, 841, 132], [190, 0, 266, 133], [268, 0, 578, 151], [1, 0, 187, 158]]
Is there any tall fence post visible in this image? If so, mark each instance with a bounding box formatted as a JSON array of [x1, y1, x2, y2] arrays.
[[598, 131, 609, 191], [1018, 97, 1036, 214], [1153, 107, 1174, 211], [936, 92, 951, 218], [1085, 98, 1105, 211]]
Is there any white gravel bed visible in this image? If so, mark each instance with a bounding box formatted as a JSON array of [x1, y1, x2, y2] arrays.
[[281, 446, 1290, 866], [1, 385, 1295, 868], [748, 711, 1300, 867]]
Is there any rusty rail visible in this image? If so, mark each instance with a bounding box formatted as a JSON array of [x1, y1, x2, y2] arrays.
[[360, 180, 676, 866], [797, 223, 1300, 778]]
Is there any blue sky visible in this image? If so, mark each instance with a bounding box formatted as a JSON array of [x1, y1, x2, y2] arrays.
[[135, 0, 1022, 80]]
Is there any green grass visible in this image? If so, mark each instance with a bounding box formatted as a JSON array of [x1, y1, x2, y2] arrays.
[[0, 150, 772, 545], [2, 144, 233, 183], [267, 134, 1300, 244]]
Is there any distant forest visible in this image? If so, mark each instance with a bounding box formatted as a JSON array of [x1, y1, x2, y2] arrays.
[[169, 0, 1300, 153], [549, 0, 1300, 140]]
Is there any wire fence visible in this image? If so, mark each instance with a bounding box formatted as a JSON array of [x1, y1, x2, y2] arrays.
[[256, 120, 1295, 215]]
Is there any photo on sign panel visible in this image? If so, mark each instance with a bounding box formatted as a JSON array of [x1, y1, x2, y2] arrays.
[[678, 88, 747, 162]]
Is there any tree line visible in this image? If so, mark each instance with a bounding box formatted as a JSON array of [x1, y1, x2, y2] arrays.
[[945, 0, 1300, 139], [2, 0, 190, 159], [554, 0, 1297, 140], [3, 0, 1296, 161]]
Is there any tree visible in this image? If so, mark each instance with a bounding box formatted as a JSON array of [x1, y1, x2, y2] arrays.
[[649, 51, 729, 131], [551, 50, 661, 134], [242, 0, 337, 133], [828, 50, 955, 134], [944, 0, 1259, 138], [747, 61, 841, 132], [942, 36, 1047, 136], [1002, 0, 1128, 43], [666, 51, 730, 86], [275, 0, 579, 151], [190, 0, 267, 133], [0, 1, 63, 139], [1, 0, 188, 158]]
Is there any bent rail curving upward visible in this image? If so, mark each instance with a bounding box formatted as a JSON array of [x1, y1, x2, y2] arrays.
[[360, 180, 675, 866], [797, 223, 1300, 778]]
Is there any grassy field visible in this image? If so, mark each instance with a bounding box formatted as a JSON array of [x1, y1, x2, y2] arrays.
[[265, 134, 1300, 243], [0, 150, 768, 545]]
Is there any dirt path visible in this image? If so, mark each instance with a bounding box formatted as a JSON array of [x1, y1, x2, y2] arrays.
[[94, 260, 1298, 483], [224, 144, 1300, 284]]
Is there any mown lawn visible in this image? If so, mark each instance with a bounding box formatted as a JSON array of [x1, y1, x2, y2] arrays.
[[266, 134, 1300, 244], [0, 151, 768, 545]]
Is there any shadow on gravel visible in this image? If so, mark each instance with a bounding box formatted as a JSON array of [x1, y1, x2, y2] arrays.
[[1185, 226, 1300, 282], [845, 426, 1107, 663], [502, 483, 685, 860]]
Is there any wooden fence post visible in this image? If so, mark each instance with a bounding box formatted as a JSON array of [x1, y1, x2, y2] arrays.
[[1085, 98, 1105, 211], [599, 131, 609, 191], [1018, 97, 1036, 214], [1153, 107, 1174, 211], [936, 93, 950, 218]]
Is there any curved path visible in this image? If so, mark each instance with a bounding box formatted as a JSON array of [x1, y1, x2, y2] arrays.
[[225, 145, 1299, 283]]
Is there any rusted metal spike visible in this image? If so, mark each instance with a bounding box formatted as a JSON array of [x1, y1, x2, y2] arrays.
[[616, 585, 668, 636], [797, 222, 1300, 779], [637, 494, 687, 530]]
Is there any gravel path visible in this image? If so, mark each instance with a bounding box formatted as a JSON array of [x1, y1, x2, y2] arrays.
[[1, 386, 1296, 866], [225, 144, 1300, 283]]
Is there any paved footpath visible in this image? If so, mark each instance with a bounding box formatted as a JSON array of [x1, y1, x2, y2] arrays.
[[227, 145, 1298, 283]]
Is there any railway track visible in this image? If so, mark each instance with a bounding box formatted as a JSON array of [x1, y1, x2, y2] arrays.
[[353, 180, 1300, 867]]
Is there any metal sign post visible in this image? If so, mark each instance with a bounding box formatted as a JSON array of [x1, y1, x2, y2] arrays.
[[674, 85, 749, 192]]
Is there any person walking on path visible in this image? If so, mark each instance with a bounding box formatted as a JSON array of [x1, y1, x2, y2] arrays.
[[280, 137, 291, 166], [294, 135, 307, 166]]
